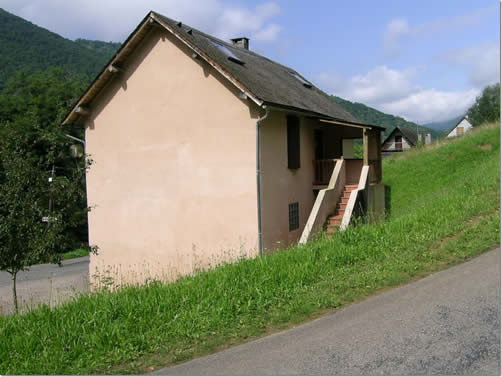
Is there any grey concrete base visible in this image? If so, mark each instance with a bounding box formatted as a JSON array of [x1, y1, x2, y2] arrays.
[[154, 248, 501, 376], [0, 256, 89, 314]]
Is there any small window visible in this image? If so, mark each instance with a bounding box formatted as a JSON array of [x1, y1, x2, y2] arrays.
[[289, 71, 312, 88], [287, 115, 300, 169], [289, 202, 299, 231], [208, 39, 245, 65]]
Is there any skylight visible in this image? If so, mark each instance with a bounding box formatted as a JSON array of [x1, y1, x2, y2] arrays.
[[290, 71, 312, 88], [209, 40, 245, 65]]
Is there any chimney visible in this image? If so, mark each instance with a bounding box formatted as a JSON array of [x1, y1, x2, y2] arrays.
[[231, 37, 249, 50], [425, 133, 432, 145]]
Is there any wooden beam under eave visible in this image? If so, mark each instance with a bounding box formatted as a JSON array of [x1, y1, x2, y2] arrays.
[[75, 106, 90, 116], [319, 119, 371, 129], [108, 65, 122, 73]]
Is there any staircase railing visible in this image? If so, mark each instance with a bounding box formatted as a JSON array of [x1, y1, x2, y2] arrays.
[[299, 158, 345, 244], [340, 165, 369, 231]]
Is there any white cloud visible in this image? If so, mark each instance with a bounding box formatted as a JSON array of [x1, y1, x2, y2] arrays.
[[383, 5, 497, 57], [1, 0, 281, 43], [439, 42, 500, 89], [316, 65, 479, 123], [383, 18, 409, 54], [215, 2, 280, 41], [348, 66, 420, 104], [253, 24, 281, 42], [318, 65, 421, 105], [379, 88, 479, 124]]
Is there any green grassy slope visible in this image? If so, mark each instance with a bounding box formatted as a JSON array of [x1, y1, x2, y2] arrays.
[[332, 95, 444, 139], [0, 8, 120, 89], [0, 124, 499, 374], [383, 124, 499, 219]]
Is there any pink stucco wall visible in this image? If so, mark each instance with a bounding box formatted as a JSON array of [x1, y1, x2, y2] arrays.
[[259, 112, 317, 250], [85, 28, 259, 286]]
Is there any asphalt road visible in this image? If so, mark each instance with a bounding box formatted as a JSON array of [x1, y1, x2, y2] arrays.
[[155, 248, 501, 375], [0, 256, 89, 314]]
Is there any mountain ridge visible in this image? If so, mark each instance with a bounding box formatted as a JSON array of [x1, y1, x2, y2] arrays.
[[331, 95, 443, 139], [1, 7, 443, 140], [0, 8, 120, 89], [422, 115, 464, 132]]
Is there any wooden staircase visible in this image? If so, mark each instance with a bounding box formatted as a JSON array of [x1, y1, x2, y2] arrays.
[[325, 184, 358, 235]]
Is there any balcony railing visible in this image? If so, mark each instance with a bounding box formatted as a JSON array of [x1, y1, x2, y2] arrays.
[[315, 158, 381, 186], [313, 159, 336, 185]]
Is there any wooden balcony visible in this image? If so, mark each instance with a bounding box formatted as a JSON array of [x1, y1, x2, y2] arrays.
[[314, 158, 381, 186], [313, 159, 336, 186]]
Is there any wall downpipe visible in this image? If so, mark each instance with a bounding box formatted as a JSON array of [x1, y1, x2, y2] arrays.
[[256, 105, 269, 256]]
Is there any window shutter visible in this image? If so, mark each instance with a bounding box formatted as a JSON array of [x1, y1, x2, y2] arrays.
[[287, 115, 300, 169]]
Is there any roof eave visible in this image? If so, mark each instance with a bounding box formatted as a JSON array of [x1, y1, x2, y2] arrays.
[[262, 101, 385, 131], [150, 12, 263, 107], [62, 12, 158, 126], [62, 11, 263, 126]]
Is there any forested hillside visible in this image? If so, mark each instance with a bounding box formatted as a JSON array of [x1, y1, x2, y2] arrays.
[[75, 39, 122, 57], [0, 8, 120, 89], [331, 95, 443, 139]]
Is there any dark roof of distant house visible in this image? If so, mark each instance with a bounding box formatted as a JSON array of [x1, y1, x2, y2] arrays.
[[382, 126, 418, 146], [64, 10, 379, 127]]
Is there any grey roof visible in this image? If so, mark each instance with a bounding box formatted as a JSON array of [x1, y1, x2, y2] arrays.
[[382, 126, 418, 146], [152, 12, 358, 123]]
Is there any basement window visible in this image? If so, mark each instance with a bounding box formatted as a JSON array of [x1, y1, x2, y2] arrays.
[[289, 202, 299, 232], [209, 39, 245, 65], [290, 71, 312, 88]]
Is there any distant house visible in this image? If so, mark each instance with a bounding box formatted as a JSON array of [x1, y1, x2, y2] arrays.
[[381, 127, 420, 156], [447, 116, 473, 138], [62, 11, 386, 286]]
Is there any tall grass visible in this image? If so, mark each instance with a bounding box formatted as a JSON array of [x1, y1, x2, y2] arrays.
[[62, 248, 89, 260], [0, 123, 499, 375]]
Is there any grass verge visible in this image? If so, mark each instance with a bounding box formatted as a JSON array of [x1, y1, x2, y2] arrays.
[[62, 248, 89, 260], [0, 123, 499, 375]]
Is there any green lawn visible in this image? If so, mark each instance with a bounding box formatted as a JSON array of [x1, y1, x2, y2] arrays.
[[0, 123, 499, 375], [62, 248, 89, 260]]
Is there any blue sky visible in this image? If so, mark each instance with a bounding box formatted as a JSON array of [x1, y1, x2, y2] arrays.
[[2, 0, 500, 123]]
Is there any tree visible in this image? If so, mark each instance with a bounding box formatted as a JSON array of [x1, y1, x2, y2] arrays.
[[0, 68, 90, 248], [467, 83, 500, 126], [0, 68, 93, 313], [0, 119, 92, 312]]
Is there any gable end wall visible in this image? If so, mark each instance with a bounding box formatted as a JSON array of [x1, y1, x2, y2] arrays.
[[447, 118, 473, 137], [85, 28, 259, 285]]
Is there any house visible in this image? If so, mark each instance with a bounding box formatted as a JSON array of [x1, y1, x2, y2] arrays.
[[62, 11, 386, 286], [381, 126, 420, 157], [447, 116, 473, 138]]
